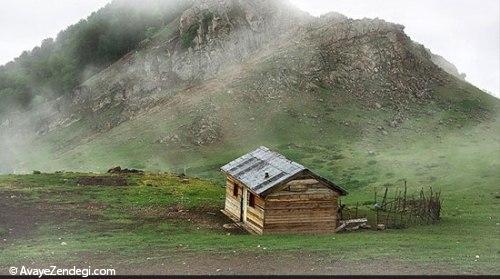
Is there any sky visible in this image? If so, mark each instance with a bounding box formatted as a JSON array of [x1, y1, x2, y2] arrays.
[[0, 0, 110, 64], [0, 0, 498, 97]]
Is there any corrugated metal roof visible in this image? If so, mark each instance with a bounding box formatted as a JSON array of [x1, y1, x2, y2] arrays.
[[221, 146, 306, 195]]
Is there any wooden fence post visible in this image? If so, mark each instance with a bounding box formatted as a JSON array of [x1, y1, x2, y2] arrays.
[[382, 187, 388, 209]]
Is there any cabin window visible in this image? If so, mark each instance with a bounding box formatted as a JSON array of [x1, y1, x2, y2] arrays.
[[233, 184, 239, 197], [248, 193, 256, 208]]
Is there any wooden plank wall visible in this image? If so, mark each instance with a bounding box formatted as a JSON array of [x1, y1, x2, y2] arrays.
[[263, 179, 340, 234], [224, 177, 242, 221], [243, 190, 265, 234]]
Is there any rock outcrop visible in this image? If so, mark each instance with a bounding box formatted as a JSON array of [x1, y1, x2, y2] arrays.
[[1, 0, 495, 158]]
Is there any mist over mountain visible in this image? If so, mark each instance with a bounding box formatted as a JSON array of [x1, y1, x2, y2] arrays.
[[0, 0, 498, 177], [0, 0, 191, 114]]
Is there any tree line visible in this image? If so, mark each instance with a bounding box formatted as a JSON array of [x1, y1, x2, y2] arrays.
[[0, 0, 189, 115]]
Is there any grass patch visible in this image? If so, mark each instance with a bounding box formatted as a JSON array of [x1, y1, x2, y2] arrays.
[[181, 23, 199, 49], [1, 122, 499, 274]]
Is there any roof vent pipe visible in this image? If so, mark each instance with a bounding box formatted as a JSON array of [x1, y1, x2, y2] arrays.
[[264, 172, 270, 179]]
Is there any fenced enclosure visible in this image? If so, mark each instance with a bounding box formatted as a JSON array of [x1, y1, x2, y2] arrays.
[[340, 182, 442, 229]]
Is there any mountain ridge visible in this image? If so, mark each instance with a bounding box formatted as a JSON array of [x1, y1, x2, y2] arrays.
[[0, 0, 498, 178]]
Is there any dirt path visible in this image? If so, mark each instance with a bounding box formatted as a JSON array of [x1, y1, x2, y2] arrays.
[[0, 250, 464, 276], [114, 251, 465, 275]]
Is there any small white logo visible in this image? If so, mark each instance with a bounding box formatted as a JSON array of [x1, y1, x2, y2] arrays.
[[9, 267, 18, 275]]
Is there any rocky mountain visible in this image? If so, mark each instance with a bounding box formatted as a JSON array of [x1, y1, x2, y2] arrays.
[[0, 0, 498, 179]]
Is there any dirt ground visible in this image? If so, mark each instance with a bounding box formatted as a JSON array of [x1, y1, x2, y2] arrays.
[[0, 193, 468, 275], [112, 251, 463, 275]]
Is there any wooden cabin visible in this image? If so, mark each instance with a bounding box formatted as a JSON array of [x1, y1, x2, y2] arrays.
[[221, 146, 348, 235]]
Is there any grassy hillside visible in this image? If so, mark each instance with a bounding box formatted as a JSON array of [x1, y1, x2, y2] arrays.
[[2, 0, 498, 179], [1, 87, 498, 275], [12, 68, 500, 180], [0, 113, 499, 274]]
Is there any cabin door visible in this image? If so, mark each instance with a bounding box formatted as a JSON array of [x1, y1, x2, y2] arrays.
[[241, 189, 248, 222]]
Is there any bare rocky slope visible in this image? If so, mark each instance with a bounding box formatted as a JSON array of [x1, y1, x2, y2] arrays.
[[1, 0, 498, 176]]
